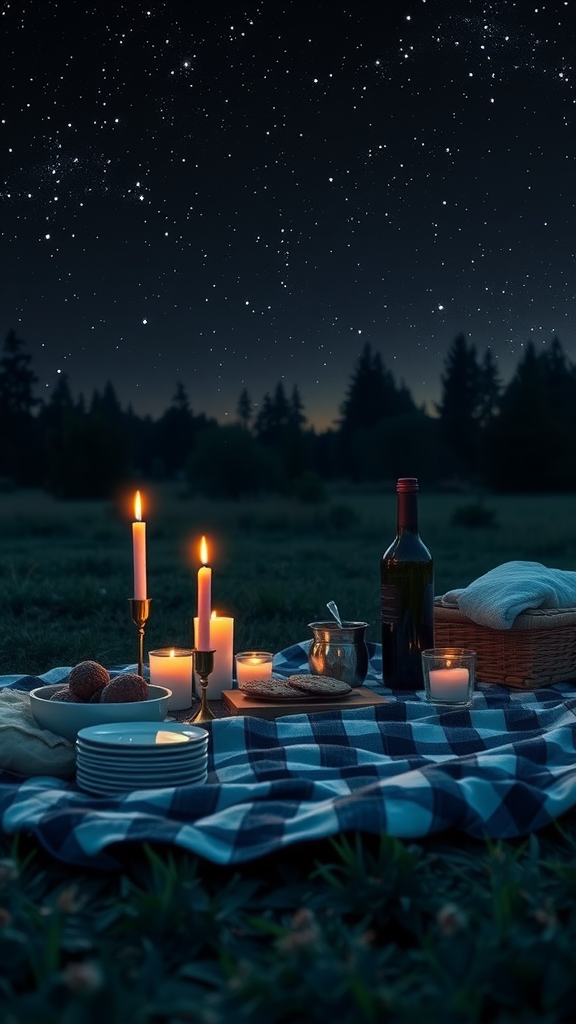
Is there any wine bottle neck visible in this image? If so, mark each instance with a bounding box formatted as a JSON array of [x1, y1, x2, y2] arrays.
[[397, 491, 419, 533]]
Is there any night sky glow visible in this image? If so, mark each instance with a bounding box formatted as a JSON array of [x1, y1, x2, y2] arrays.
[[1, 1, 575, 429]]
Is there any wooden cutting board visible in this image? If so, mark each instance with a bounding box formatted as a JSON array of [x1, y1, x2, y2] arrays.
[[221, 686, 387, 720]]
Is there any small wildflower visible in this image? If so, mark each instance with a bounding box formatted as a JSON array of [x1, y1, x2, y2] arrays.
[[533, 899, 557, 932], [277, 907, 321, 951], [359, 928, 376, 946], [198, 1008, 220, 1024], [56, 885, 84, 914], [226, 959, 253, 992], [61, 960, 104, 994], [437, 902, 467, 936], [0, 859, 19, 887], [292, 908, 315, 929]]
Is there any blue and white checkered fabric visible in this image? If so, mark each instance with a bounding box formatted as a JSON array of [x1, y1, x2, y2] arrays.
[[1, 643, 576, 870]]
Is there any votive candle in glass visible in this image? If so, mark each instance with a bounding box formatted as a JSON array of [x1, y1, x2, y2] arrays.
[[422, 648, 476, 707], [148, 648, 194, 711], [235, 651, 274, 688]]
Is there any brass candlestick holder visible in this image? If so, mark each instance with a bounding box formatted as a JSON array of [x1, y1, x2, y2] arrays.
[[129, 598, 151, 677], [188, 649, 215, 724]]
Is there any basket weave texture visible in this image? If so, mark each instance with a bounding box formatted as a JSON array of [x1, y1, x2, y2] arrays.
[[434, 601, 576, 690]]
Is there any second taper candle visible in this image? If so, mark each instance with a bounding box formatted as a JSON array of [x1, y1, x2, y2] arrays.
[[132, 490, 147, 600], [197, 535, 212, 650]]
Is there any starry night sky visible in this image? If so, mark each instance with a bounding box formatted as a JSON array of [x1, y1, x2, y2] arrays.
[[1, 0, 575, 430]]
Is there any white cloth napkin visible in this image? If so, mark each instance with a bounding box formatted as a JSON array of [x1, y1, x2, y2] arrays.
[[440, 560, 576, 629], [0, 688, 75, 778]]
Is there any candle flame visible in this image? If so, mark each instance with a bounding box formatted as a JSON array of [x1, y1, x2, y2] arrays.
[[170, 648, 175, 658], [211, 610, 217, 620], [200, 535, 209, 565], [134, 490, 143, 522]]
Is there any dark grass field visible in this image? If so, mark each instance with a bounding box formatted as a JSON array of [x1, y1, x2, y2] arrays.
[[1, 484, 576, 1022], [1, 483, 575, 674]]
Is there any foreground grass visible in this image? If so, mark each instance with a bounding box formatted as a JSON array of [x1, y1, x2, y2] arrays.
[[3, 820, 576, 1023], [1, 484, 576, 1020]]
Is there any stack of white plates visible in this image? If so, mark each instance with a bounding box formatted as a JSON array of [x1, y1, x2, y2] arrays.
[[75, 721, 209, 796]]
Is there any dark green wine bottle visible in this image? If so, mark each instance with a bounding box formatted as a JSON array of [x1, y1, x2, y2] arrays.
[[381, 477, 434, 689]]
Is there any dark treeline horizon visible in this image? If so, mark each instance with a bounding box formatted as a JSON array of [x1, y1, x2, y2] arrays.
[[0, 329, 575, 499]]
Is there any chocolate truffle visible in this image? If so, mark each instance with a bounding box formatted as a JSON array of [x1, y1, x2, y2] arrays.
[[68, 660, 110, 700], [99, 673, 148, 703], [49, 687, 83, 703]]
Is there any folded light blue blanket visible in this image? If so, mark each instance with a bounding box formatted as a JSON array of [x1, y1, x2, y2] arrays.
[[441, 560, 576, 629]]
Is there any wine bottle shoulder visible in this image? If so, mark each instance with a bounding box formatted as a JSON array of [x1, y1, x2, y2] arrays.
[[382, 533, 432, 563]]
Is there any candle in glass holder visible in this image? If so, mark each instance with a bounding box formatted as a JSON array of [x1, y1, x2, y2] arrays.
[[235, 651, 274, 687], [422, 648, 475, 707], [149, 648, 193, 710], [428, 667, 470, 701]]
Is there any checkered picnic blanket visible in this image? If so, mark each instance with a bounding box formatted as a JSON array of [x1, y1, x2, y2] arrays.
[[1, 642, 576, 870]]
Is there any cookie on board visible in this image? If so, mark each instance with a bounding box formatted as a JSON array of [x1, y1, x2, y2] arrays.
[[286, 674, 352, 696]]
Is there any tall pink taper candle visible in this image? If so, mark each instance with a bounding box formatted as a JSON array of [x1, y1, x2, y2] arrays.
[[132, 490, 147, 600], [197, 535, 212, 650]]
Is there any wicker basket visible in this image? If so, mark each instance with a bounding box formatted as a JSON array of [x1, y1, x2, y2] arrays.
[[434, 601, 576, 689]]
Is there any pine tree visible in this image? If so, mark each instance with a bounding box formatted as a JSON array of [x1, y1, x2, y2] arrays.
[[253, 392, 274, 444], [436, 333, 482, 475], [43, 379, 130, 498], [39, 373, 75, 429], [172, 380, 191, 414], [41, 373, 82, 495], [477, 348, 502, 429], [339, 343, 384, 432], [236, 387, 252, 430], [0, 329, 38, 417], [288, 384, 306, 430], [254, 382, 291, 445], [253, 382, 310, 482], [0, 330, 41, 484], [546, 336, 576, 413], [339, 342, 414, 432], [272, 381, 290, 429], [90, 380, 123, 421], [156, 381, 196, 478], [486, 339, 576, 491]]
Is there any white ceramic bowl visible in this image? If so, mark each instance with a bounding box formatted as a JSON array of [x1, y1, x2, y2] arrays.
[[29, 684, 172, 743]]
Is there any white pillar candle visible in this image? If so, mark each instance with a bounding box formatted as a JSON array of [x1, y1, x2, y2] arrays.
[[235, 652, 274, 687], [194, 613, 234, 698], [149, 648, 194, 710], [132, 490, 147, 600], [429, 667, 470, 702], [197, 535, 212, 651]]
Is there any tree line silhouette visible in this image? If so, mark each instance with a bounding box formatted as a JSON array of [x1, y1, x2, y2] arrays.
[[0, 328, 575, 498]]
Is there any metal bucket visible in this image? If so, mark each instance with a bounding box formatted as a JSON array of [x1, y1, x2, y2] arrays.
[[307, 620, 369, 687]]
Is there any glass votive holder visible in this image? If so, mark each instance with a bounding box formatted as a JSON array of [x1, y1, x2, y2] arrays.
[[149, 648, 194, 711], [235, 651, 274, 687], [421, 648, 476, 708]]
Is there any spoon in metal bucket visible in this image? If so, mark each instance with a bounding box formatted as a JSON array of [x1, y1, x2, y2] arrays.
[[326, 600, 343, 628]]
